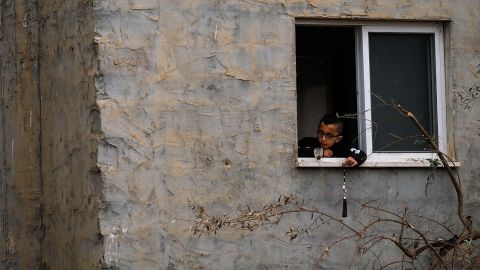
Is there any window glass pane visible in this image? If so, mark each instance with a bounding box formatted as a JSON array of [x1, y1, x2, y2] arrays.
[[369, 33, 436, 152]]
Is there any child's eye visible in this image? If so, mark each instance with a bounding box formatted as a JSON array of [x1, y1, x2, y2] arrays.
[[317, 131, 336, 139]]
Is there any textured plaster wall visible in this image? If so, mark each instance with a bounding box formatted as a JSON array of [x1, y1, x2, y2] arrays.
[[38, 0, 103, 269], [93, 0, 480, 269], [449, 1, 480, 211], [1, 0, 479, 269]]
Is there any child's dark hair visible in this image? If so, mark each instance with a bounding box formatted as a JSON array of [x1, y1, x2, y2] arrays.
[[318, 113, 344, 134]]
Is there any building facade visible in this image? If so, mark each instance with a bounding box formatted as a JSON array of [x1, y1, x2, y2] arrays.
[[1, 0, 479, 269]]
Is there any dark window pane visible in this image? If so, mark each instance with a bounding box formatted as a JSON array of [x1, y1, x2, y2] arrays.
[[369, 33, 436, 152]]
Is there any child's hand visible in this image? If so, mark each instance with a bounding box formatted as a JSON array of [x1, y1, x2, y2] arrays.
[[323, 149, 334, 157], [343, 157, 358, 167]]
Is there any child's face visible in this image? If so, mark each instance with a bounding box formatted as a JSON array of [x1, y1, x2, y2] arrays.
[[317, 122, 343, 149]]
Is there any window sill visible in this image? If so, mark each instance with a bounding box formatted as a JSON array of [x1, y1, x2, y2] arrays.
[[296, 158, 461, 168]]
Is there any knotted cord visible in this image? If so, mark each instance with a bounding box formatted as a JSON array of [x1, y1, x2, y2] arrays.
[[342, 169, 347, 217]]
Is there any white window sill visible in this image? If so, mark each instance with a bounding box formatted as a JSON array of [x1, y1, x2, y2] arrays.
[[296, 158, 461, 168]]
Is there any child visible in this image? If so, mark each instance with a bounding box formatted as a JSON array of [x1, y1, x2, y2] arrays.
[[298, 113, 367, 167]]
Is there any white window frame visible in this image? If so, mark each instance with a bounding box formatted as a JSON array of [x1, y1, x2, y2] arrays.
[[356, 24, 447, 164], [295, 21, 456, 167]]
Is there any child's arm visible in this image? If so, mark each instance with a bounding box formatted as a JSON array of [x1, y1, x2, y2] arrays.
[[343, 156, 358, 167], [343, 147, 367, 167]]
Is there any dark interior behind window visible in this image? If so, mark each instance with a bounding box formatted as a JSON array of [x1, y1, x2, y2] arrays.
[[296, 26, 358, 147]]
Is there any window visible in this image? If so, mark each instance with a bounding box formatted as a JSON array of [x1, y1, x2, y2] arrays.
[[296, 21, 448, 167]]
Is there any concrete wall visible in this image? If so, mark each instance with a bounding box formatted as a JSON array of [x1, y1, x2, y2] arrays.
[[0, 0, 42, 268], [38, 0, 103, 269], [1, 0, 102, 269], [94, 0, 480, 269], [0, 0, 479, 269], [0, 0, 102, 268]]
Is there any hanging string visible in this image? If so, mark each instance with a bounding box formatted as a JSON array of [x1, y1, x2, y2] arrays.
[[342, 168, 348, 217]]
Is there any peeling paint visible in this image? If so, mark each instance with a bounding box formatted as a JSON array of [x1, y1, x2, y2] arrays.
[[104, 227, 128, 268]]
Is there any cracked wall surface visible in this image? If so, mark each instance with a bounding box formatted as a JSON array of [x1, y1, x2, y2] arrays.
[[94, 0, 479, 269]]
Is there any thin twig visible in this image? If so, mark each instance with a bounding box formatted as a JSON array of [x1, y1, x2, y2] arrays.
[[399, 206, 407, 244], [395, 104, 470, 232]]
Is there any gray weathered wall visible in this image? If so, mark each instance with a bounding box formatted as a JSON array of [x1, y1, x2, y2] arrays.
[[1, 0, 479, 269], [94, 0, 480, 269]]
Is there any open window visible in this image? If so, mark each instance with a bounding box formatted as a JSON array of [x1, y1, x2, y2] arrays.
[[296, 22, 448, 167]]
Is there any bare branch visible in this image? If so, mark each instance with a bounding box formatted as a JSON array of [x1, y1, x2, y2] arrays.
[[186, 95, 480, 269], [394, 104, 470, 232], [399, 206, 407, 244]]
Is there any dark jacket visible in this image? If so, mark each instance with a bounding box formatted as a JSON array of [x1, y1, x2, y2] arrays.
[[298, 137, 367, 166]]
